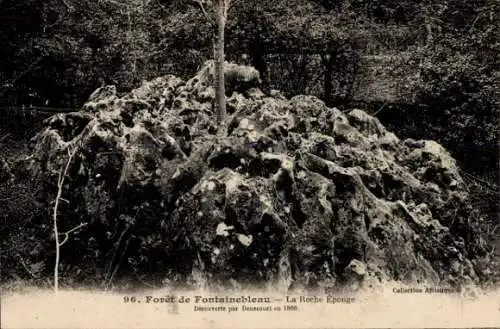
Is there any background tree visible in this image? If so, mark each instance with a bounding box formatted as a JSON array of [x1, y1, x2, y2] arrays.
[[193, 0, 231, 127]]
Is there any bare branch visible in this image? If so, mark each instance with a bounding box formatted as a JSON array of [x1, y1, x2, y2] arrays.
[[59, 235, 69, 247], [60, 0, 74, 11], [372, 102, 388, 117], [0, 132, 11, 142], [19, 256, 38, 278], [104, 239, 130, 291], [103, 224, 130, 284], [52, 142, 79, 293], [63, 222, 88, 236], [194, 0, 216, 27], [59, 222, 88, 247]]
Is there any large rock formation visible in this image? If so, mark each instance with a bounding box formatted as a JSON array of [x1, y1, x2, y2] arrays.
[[17, 61, 496, 290]]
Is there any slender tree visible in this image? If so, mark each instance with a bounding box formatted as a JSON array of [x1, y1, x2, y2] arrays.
[[195, 0, 231, 128], [214, 0, 228, 125]]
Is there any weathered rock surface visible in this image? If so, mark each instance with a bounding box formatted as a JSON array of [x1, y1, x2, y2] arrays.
[[18, 61, 496, 290]]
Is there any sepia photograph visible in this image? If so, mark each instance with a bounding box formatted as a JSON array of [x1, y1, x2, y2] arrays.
[[0, 0, 499, 327]]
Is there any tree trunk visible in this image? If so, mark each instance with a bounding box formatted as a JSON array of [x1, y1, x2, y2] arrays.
[[300, 55, 309, 94], [323, 53, 334, 106], [215, 0, 227, 125], [252, 41, 267, 90]]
